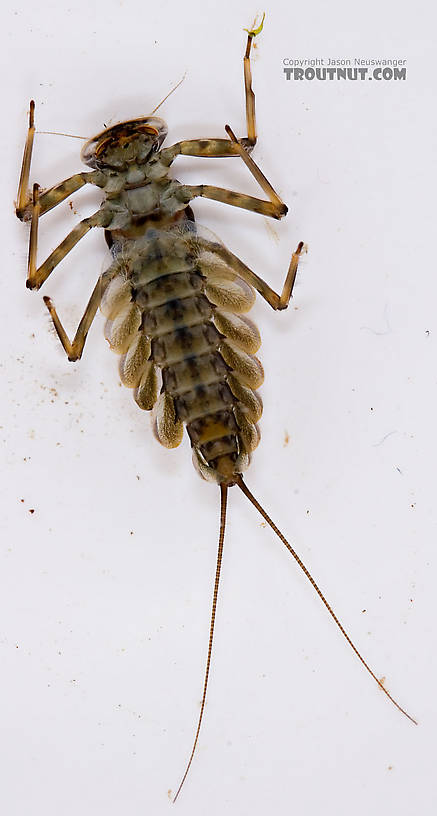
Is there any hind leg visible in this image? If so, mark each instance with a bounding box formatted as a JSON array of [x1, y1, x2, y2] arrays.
[[199, 238, 304, 311], [43, 278, 102, 361]]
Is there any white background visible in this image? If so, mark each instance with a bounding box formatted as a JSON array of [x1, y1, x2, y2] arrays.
[[2, 1, 436, 814]]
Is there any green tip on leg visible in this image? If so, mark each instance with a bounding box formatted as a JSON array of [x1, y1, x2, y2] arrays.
[[244, 11, 265, 38]]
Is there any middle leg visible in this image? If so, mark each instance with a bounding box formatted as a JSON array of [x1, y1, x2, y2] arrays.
[[180, 121, 288, 220], [27, 184, 106, 290]]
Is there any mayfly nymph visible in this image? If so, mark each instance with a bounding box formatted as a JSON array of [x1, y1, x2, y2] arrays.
[[16, 16, 416, 802]]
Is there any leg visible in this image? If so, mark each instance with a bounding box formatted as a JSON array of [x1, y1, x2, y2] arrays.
[[184, 184, 287, 219], [199, 237, 304, 311], [161, 139, 255, 162], [27, 184, 105, 290], [243, 12, 265, 147], [160, 15, 264, 164], [183, 121, 288, 220], [224, 124, 284, 210], [16, 100, 35, 215], [17, 171, 98, 221], [43, 277, 102, 361], [16, 100, 103, 221], [160, 18, 286, 220]]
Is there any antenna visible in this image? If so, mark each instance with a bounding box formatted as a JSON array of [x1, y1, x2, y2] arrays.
[[151, 73, 187, 115], [36, 131, 88, 140]]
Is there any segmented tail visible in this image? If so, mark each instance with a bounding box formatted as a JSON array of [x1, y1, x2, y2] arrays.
[[237, 475, 417, 725], [173, 483, 228, 803], [173, 476, 416, 802]]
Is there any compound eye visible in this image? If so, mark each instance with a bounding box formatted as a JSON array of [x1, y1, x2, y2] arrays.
[[138, 125, 159, 138], [95, 136, 112, 157]]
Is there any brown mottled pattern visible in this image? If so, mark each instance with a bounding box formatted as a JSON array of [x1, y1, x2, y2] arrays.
[[124, 228, 261, 477]]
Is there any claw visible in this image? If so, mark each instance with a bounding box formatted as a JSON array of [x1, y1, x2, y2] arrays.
[[240, 137, 255, 154], [244, 11, 265, 38]]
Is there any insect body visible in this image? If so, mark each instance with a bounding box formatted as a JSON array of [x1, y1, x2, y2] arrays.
[[16, 20, 416, 801]]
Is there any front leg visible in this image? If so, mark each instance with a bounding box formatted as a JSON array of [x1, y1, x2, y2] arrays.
[[160, 14, 265, 163], [243, 12, 265, 147], [17, 170, 101, 221], [16, 100, 35, 215], [160, 138, 255, 162], [16, 99, 104, 221]]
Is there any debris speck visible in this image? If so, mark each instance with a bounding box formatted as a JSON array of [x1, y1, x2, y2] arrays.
[[264, 219, 280, 244], [373, 430, 397, 447]]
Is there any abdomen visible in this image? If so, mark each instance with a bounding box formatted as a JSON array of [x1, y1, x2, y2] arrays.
[[100, 224, 263, 484]]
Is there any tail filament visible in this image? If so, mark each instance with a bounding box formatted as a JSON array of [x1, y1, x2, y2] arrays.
[[173, 475, 416, 802], [173, 483, 228, 802], [236, 475, 417, 726]]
